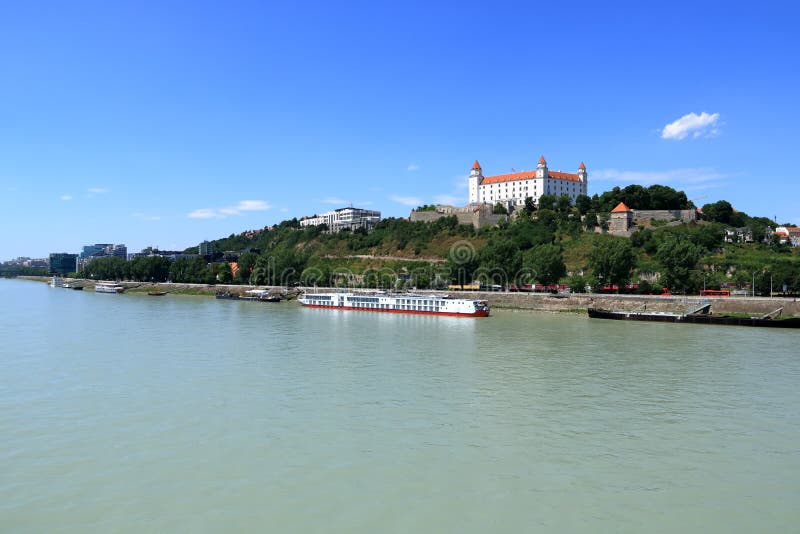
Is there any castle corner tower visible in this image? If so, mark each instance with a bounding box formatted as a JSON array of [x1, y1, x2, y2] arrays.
[[468, 160, 483, 204]]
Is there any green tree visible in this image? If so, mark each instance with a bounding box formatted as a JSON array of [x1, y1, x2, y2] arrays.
[[524, 196, 536, 215], [702, 200, 734, 224], [656, 236, 701, 291], [218, 262, 234, 284], [522, 244, 566, 286], [588, 238, 636, 288], [236, 252, 258, 284], [575, 194, 592, 215], [493, 202, 508, 215], [537, 194, 557, 211]]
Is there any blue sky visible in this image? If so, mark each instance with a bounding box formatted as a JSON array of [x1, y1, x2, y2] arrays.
[[2, 0, 799, 259]]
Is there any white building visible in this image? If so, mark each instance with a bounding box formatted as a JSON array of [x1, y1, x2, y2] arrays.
[[300, 207, 381, 233], [468, 156, 588, 209]]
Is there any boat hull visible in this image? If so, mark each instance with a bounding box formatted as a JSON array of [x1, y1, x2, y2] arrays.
[[299, 303, 489, 317], [588, 308, 800, 328]]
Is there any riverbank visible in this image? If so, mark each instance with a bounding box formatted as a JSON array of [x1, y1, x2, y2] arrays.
[[18, 276, 800, 316]]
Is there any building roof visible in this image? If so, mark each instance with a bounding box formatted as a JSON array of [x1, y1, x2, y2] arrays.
[[472, 160, 481, 170], [538, 155, 547, 165], [579, 162, 586, 170], [611, 202, 632, 213], [547, 170, 581, 181], [481, 169, 582, 185]]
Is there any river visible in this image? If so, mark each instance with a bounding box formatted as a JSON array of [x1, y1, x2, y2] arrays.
[[1, 278, 798, 532]]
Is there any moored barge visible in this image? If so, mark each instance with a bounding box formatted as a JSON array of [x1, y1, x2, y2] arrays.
[[588, 304, 800, 328]]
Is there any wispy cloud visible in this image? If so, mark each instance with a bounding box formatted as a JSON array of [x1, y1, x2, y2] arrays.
[[87, 187, 109, 194], [591, 167, 730, 190], [407, 164, 420, 172], [133, 212, 161, 221], [280, 207, 289, 213], [661, 112, 720, 140], [60, 195, 73, 201], [390, 195, 423, 207], [188, 200, 271, 219], [321, 197, 373, 207], [433, 194, 460, 206]]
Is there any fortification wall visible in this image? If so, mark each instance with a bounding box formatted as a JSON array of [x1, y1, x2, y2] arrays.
[[633, 209, 697, 223]]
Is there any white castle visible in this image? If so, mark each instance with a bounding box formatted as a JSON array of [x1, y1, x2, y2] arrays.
[[468, 156, 588, 209]]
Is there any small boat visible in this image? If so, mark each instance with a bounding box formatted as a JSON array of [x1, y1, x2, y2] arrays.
[[587, 304, 800, 328], [64, 283, 84, 290], [95, 282, 125, 294], [50, 276, 65, 288], [215, 291, 240, 300], [244, 289, 283, 302], [147, 291, 168, 296]]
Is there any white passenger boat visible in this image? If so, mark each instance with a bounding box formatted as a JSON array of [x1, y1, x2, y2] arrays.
[[50, 276, 65, 288], [95, 282, 125, 293], [297, 292, 490, 317]]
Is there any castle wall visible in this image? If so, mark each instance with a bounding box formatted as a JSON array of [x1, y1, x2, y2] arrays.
[[632, 209, 697, 223]]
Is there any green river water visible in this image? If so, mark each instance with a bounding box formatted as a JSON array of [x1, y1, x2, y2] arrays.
[[1, 278, 798, 533]]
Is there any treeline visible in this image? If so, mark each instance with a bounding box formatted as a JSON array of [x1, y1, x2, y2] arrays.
[[77, 185, 800, 294], [0, 265, 48, 277]]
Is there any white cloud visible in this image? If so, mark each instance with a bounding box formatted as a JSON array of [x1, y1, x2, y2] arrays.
[[60, 195, 72, 201], [321, 197, 347, 205], [87, 187, 109, 194], [433, 194, 460, 206], [188, 208, 219, 219], [280, 207, 289, 213], [661, 112, 720, 140], [591, 167, 729, 190], [407, 164, 420, 172], [188, 200, 270, 219], [390, 195, 423, 207]]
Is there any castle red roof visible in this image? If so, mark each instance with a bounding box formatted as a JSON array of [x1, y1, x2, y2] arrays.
[[538, 155, 547, 165], [481, 169, 582, 185], [579, 162, 586, 170], [611, 202, 632, 213], [548, 170, 581, 181], [472, 160, 481, 170]]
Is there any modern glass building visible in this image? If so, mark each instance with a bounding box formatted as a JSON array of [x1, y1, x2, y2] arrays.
[[48, 253, 78, 275]]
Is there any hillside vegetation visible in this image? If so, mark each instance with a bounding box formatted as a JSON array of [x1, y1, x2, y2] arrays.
[[78, 185, 800, 294]]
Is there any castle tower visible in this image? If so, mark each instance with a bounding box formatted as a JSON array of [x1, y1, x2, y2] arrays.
[[536, 155, 548, 179], [609, 202, 633, 234], [468, 160, 483, 204], [577, 161, 588, 195]]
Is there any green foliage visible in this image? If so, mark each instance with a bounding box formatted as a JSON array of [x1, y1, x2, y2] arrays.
[[591, 184, 693, 212], [524, 196, 536, 214], [236, 252, 258, 283], [656, 236, 702, 291], [0, 265, 49, 277], [588, 238, 636, 287], [493, 202, 508, 215], [575, 195, 592, 215], [522, 244, 566, 286], [701, 200, 734, 224], [415, 204, 438, 212], [566, 273, 589, 293], [61, 185, 800, 294]]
